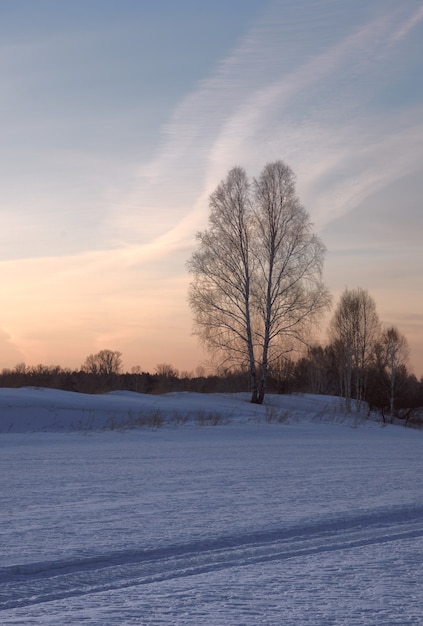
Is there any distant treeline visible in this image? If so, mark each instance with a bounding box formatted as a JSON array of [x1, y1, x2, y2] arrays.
[[0, 362, 252, 396], [1, 347, 422, 422]]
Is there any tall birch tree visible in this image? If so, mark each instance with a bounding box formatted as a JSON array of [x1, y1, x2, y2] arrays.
[[187, 161, 330, 404]]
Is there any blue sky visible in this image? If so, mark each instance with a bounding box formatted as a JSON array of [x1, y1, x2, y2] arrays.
[[0, 0, 422, 375]]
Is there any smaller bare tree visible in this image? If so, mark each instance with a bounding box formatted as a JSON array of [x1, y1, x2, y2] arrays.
[[381, 326, 409, 415], [82, 349, 123, 379], [329, 288, 381, 411], [155, 363, 179, 379]]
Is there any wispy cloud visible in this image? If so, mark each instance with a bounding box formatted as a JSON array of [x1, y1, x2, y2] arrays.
[[203, 6, 422, 229], [393, 3, 423, 40], [115, 1, 423, 248]]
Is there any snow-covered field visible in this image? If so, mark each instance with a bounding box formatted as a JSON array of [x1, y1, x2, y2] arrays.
[[1, 388, 422, 625]]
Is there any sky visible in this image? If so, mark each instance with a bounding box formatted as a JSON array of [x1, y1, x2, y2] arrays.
[[0, 0, 422, 376]]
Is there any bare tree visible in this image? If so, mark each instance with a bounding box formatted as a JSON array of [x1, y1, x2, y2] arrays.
[[155, 363, 179, 379], [82, 349, 123, 377], [253, 162, 331, 401], [188, 166, 256, 395], [329, 288, 381, 411], [381, 326, 409, 415], [188, 161, 330, 404]]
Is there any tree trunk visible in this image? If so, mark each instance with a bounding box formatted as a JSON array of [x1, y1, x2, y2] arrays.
[[249, 365, 259, 403], [390, 360, 396, 416], [257, 380, 265, 405]]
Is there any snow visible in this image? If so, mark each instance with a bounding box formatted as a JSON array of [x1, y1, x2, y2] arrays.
[[1, 388, 422, 624], [0, 387, 343, 432]]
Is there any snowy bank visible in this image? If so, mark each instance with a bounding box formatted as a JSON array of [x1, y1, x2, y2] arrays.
[[0, 387, 350, 433]]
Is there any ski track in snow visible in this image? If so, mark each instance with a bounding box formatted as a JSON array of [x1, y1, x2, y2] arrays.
[[1, 506, 423, 613]]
